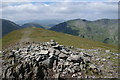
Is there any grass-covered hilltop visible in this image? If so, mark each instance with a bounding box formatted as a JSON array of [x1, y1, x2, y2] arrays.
[[2, 27, 118, 52]]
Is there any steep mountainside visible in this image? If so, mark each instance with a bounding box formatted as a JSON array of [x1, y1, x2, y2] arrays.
[[50, 19, 118, 45], [21, 23, 46, 29], [0, 19, 20, 37]]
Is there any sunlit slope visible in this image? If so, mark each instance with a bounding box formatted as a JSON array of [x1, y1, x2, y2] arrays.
[[2, 27, 117, 52], [50, 19, 118, 45]]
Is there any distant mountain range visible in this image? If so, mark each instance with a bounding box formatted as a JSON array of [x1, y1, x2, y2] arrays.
[[16, 19, 64, 27], [1, 18, 118, 45], [50, 19, 118, 45], [1, 19, 47, 37], [21, 23, 45, 29]]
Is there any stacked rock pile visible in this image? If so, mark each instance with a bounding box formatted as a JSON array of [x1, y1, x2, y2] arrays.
[[1, 40, 118, 79]]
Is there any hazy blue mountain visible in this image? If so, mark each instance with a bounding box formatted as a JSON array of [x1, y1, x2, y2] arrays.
[[0, 19, 20, 37], [50, 19, 118, 45], [21, 23, 46, 29], [16, 19, 64, 27]]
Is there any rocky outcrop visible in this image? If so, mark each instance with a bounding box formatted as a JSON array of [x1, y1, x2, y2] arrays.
[[2, 40, 118, 79]]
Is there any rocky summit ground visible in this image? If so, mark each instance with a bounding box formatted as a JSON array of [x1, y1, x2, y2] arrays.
[[1, 40, 118, 79]]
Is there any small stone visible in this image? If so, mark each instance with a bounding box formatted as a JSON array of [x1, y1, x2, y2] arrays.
[[59, 53, 68, 59], [36, 56, 41, 61], [67, 55, 81, 62], [96, 58, 100, 61], [74, 63, 79, 66], [42, 58, 53, 68], [79, 52, 84, 57], [62, 71, 67, 75], [64, 62, 70, 66], [72, 74, 76, 77], [69, 46, 74, 49], [77, 76, 81, 78], [53, 45, 62, 50], [31, 53, 35, 56], [54, 73, 60, 78], [39, 50, 49, 55], [78, 72, 82, 76], [105, 50, 110, 53], [48, 48, 55, 53], [102, 58, 106, 62], [80, 65, 83, 70], [89, 64, 96, 69], [54, 50, 60, 56], [50, 40, 55, 42], [107, 56, 111, 59]]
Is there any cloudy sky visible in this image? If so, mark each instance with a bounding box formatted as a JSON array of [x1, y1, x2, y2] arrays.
[[0, 0, 119, 22], [1, 0, 120, 2]]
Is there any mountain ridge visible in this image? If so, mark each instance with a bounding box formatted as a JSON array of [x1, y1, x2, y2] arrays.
[[21, 23, 46, 29], [50, 18, 118, 45], [0, 19, 20, 37], [1, 18, 118, 46]]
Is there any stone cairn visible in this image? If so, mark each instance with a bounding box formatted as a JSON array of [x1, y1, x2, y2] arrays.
[[1, 40, 118, 79]]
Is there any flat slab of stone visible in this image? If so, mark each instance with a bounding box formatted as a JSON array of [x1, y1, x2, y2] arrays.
[[59, 53, 68, 58], [39, 50, 49, 55], [67, 55, 81, 61]]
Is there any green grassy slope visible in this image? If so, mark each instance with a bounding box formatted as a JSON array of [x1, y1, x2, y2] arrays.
[[50, 19, 118, 45], [2, 27, 118, 52]]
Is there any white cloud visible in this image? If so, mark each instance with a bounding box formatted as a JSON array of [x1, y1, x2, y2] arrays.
[[107, 0, 119, 2], [1, 2, 118, 22], [1, 0, 64, 2], [1, 0, 120, 2]]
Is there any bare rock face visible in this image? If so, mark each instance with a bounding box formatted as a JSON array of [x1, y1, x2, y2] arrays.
[[1, 40, 118, 79], [59, 53, 68, 59]]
